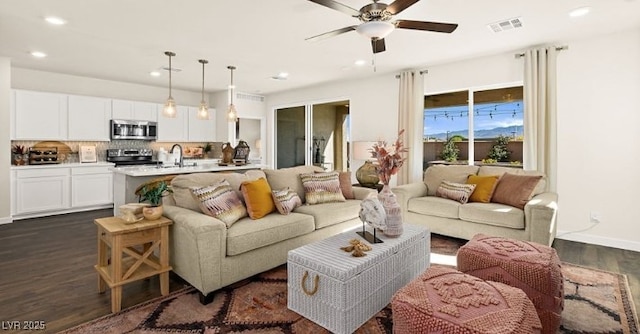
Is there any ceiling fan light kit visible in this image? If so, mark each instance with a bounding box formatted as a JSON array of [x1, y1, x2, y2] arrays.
[[162, 51, 177, 118], [306, 0, 458, 54]]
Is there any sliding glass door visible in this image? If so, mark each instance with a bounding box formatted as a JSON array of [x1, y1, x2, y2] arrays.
[[275, 100, 349, 170]]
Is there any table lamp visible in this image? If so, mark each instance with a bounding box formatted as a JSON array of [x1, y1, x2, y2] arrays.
[[352, 141, 380, 187]]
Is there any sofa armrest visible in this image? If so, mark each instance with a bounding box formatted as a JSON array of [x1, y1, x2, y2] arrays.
[[353, 186, 377, 200], [524, 192, 559, 247], [391, 182, 428, 216], [163, 205, 227, 295]]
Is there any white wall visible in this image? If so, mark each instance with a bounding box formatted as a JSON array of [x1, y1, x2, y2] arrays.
[[266, 74, 399, 183], [12, 67, 203, 107], [555, 28, 640, 251], [0, 58, 11, 224]]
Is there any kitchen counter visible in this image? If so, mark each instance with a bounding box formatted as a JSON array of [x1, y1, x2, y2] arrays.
[[111, 163, 266, 216], [10, 162, 115, 170], [110, 163, 265, 177]]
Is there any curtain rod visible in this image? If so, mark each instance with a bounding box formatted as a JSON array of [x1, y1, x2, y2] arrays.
[[395, 69, 428, 79], [514, 45, 568, 59]]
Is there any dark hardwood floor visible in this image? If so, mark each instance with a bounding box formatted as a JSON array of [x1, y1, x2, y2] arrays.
[[0, 209, 638, 333]]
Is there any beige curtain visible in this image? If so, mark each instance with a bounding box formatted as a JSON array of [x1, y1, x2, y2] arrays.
[[397, 70, 424, 185], [523, 47, 558, 191]]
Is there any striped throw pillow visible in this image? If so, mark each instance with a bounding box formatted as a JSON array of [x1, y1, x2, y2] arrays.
[[300, 171, 346, 205], [435, 180, 476, 204], [190, 180, 247, 227], [271, 187, 302, 215]]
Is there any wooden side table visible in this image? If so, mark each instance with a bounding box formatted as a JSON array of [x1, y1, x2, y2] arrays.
[[94, 216, 172, 313]]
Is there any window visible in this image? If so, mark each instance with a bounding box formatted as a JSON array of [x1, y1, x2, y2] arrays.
[[423, 86, 523, 167]]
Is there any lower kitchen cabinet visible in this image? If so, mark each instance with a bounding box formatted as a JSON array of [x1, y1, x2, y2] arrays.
[[11, 164, 114, 219], [15, 168, 71, 215], [71, 166, 113, 207]]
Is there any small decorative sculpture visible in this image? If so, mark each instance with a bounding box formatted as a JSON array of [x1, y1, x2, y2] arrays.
[[340, 239, 373, 257], [233, 140, 250, 164], [356, 197, 387, 243], [221, 142, 234, 164]]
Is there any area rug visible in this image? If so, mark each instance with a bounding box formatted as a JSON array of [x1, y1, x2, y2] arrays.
[[59, 248, 638, 333]]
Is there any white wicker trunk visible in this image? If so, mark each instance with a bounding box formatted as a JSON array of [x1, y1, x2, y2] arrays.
[[287, 224, 430, 334]]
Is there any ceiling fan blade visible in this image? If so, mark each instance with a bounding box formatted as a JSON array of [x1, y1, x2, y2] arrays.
[[371, 38, 386, 54], [306, 26, 358, 42], [396, 19, 458, 33], [306, 0, 361, 17], [386, 0, 420, 15]]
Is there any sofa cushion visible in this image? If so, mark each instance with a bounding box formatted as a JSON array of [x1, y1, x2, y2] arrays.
[[300, 171, 346, 205], [424, 165, 480, 196], [466, 174, 500, 203], [294, 200, 361, 229], [408, 196, 460, 219], [263, 165, 324, 203], [190, 180, 247, 227], [271, 187, 302, 215], [240, 177, 276, 219], [339, 171, 355, 199], [491, 173, 543, 210], [171, 170, 266, 212], [226, 213, 315, 256], [435, 181, 476, 204], [478, 166, 546, 196], [459, 202, 525, 229]]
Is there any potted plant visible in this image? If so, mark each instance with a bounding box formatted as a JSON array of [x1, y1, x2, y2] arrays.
[[137, 180, 173, 220], [11, 145, 26, 165]]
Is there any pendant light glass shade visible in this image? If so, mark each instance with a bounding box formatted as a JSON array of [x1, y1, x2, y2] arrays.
[[162, 51, 177, 118], [196, 59, 209, 120], [227, 65, 238, 122]]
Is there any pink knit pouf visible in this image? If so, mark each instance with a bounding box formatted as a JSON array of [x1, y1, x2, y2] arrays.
[[457, 234, 564, 334], [391, 266, 542, 334]]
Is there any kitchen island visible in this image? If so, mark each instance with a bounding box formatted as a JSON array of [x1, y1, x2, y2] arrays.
[[111, 163, 265, 216]]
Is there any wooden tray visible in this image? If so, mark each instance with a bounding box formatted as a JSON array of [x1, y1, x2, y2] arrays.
[[32, 141, 72, 163]]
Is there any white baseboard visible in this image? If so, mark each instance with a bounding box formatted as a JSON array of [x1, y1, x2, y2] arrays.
[[0, 216, 13, 225], [556, 230, 640, 252]]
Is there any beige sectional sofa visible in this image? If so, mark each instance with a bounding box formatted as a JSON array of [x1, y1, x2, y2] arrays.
[[161, 165, 376, 303], [392, 165, 558, 246]]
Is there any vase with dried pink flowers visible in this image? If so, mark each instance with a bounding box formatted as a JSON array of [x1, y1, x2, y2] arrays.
[[370, 129, 408, 237]]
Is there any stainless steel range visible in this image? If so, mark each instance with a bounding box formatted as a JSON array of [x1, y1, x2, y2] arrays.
[[106, 148, 159, 166]]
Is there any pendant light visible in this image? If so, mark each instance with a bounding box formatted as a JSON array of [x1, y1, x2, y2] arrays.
[[196, 59, 209, 120], [227, 65, 238, 122], [162, 51, 177, 118]]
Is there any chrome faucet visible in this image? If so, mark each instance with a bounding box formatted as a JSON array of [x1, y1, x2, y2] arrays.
[[170, 144, 183, 167]]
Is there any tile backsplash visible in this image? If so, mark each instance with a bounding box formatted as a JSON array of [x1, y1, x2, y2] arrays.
[[11, 140, 224, 163]]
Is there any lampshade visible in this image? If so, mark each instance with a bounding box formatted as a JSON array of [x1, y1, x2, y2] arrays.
[[255, 139, 262, 150], [352, 141, 377, 160], [356, 21, 395, 39], [162, 51, 177, 118], [196, 59, 209, 120]]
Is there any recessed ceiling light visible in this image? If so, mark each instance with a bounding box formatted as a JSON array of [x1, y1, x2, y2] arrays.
[[149, 71, 161, 77], [44, 16, 67, 25], [30, 51, 47, 58], [569, 6, 591, 17], [354, 59, 367, 66], [271, 72, 289, 80]]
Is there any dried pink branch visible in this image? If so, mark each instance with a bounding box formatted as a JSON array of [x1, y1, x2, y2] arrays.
[[370, 129, 408, 185]]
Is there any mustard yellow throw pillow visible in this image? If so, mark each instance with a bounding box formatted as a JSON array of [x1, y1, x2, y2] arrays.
[[240, 177, 276, 219], [466, 174, 500, 203]]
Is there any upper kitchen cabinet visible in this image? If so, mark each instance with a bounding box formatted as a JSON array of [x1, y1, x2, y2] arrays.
[[188, 107, 216, 142], [68, 95, 111, 141], [12, 90, 68, 140], [156, 105, 188, 142], [112, 99, 158, 122]]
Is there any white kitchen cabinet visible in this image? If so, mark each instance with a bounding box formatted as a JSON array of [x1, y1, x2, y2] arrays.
[[15, 168, 71, 214], [68, 95, 111, 141], [112, 99, 158, 122], [188, 107, 217, 142], [157, 105, 189, 142], [71, 166, 113, 207], [13, 90, 68, 140]]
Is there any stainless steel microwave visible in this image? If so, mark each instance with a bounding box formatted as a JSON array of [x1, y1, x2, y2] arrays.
[[110, 119, 157, 140]]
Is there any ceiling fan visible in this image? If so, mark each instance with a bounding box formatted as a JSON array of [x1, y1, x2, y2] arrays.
[[306, 0, 458, 54]]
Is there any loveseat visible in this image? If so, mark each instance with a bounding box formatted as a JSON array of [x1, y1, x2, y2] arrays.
[[391, 165, 558, 246], [161, 165, 376, 303]]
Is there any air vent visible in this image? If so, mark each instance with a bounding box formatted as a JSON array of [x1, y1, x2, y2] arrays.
[[488, 17, 523, 33], [236, 92, 265, 102], [161, 66, 182, 72]]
